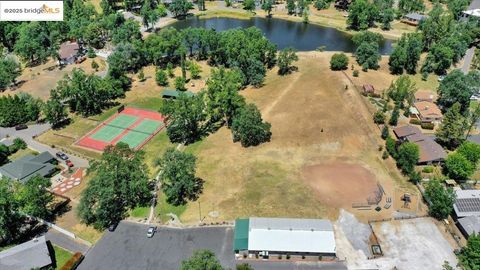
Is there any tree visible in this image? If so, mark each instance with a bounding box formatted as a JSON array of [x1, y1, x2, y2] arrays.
[[314, 0, 329, 10], [330, 53, 349, 70], [389, 106, 400, 126], [385, 136, 397, 159], [435, 103, 467, 150], [12, 138, 26, 151], [373, 111, 385, 124], [352, 31, 383, 46], [44, 89, 68, 128], [421, 44, 454, 75], [457, 141, 480, 164], [302, 8, 309, 24], [0, 144, 9, 165], [458, 233, 480, 270], [141, 0, 161, 30], [16, 175, 53, 220], [175, 76, 187, 91], [0, 178, 22, 244], [355, 42, 380, 70], [386, 75, 417, 108], [169, 0, 193, 17], [0, 56, 21, 89], [0, 94, 42, 127], [347, 0, 378, 30], [398, 0, 424, 14], [444, 152, 475, 180], [78, 143, 152, 229], [160, 93, 208, 144], [244, 0, 256, 11], [388, 33, 422, 74], [157, 148, 203, 206], [287, 0, 296, 15], [262, 0, 274, 17], [448, 0, 470, 20], [111, 19, 142, 45], [381, 125, 389, 140], [189, 62, 202, 79], [180, 250, 224, 270], [231, 104, 272, 147], [438, 70, 479, 114], [277, 48, 299, 75], [396, 142, 419, 174], [198, 0, 206, 11], [14, 22, 52, 65], [424, 180, 456, 220], [156, 69, 169, 86]]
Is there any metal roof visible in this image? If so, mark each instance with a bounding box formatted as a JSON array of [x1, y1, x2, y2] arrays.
[[161, 90, 195, 98], [0, 236, 53, 270], [233, 219, 249, 251], [247, 218, 336, 254], [454, 190, 480, 217], [404, 13, 427, 21], [458, 216, 480, 237], [0, 152, 56, 183]]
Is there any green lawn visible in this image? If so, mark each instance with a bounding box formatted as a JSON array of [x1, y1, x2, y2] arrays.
[[8, 148, 39, 161], [156, 193, 187, 223], [53, 245, 73, 270], [130, 206, 151, 218]]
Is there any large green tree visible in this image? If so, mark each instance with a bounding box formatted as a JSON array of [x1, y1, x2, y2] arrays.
[[355, 42, 380, 70], [458, 234, 480, 270], [424, 180, 456, 220], [43, 89, 68, 128], [444, 152, 475, 180], [157, 148, 203, 206], [438, 70, 479, 114], [0, 56, 21, 89], [388, 33, 423, 74], [231, 104, 272, 147], [435, 103, 467, 150], [180, 250, 224, 270], [347, 0, 378, 30], [457, 141, 480, 164], [169, 0, 193, 17], [386, 75, 417, 108], [16, 175, 53, 220], [277, 47, 299, 75], [396, 142, 419, 175], [330, 53, 349, 70], [78, 143, 152, 229], [0, 178, 22, 244], [398, 0, 424, 14]]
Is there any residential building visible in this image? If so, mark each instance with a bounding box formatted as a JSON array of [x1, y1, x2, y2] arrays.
[[233, 217, 336, 258], [462, 0, 480, 18], [392, 125, 447, 164], [58, 41, 80, 65], [412, 101, 443, 123], [401, 13, 427, 26], [362, 84, 375, 95], [0, 152, 56, 183], [414, 91, 437, 103], [453, 189, 480, 238], [0, 236, 53, 270]]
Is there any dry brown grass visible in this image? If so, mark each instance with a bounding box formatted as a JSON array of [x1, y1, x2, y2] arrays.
[[179, 52, 415, 224]]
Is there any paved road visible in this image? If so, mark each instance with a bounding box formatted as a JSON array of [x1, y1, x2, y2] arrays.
[[462, 47, 475, 74], [78, 222, 235, 270], [0, 123, 89, 167], [45, 229, 90, 254]]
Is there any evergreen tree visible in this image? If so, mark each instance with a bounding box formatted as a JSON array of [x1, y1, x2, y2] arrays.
[[435, 103, 467, 150]]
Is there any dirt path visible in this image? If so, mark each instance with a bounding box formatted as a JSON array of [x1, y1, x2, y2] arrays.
[[262, 72, 301, 117]]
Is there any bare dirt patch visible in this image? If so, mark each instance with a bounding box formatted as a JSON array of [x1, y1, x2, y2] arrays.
[[302, 162, 379, 209]]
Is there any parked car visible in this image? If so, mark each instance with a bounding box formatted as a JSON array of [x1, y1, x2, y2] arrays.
[[56, 152, 69, 160], [65, 160, 74, 167], [147, 226, 157, 238], [108, 222, 118, 232], [15, 124, 28, 130], [438, 75, 446, 82]]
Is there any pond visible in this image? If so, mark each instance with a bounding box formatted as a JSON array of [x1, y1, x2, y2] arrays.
[[170, 17, 394, 54]]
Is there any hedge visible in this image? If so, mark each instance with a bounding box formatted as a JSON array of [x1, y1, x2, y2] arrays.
[[409, 118, 421, 125], [60, 252, 83, 270], [421, 122, 435, 130]]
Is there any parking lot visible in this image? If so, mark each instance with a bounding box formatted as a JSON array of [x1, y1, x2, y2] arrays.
[[78, 222, 235, 270]]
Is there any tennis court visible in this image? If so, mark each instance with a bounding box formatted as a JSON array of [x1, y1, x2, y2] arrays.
[[76, 107, 165, 151]]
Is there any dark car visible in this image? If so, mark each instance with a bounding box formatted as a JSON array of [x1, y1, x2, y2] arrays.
[[56, 152, 69, 160], [108, 222, 118, 232], [15, 124, 28, 131]]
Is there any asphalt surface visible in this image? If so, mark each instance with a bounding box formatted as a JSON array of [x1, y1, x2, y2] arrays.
[[462, 47, 475, 75], [45, 229, 90, 254], [78, 222, 235, 270], [0, 123, 89, 167]]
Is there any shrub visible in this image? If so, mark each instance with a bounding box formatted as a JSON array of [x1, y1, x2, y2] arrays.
[[382, 150, 389, 159], [156, 69, 168, 86], [91, 60, 99, 71], [421, 122, 434, 130], [87, 47, 96, 58], [353, 70, 359, 77], [13, 138, 27, 151], [286, 254, 291, 259], [422, 166, 434, 173], [385, 136, 397, 158], [174, 77, 186, 91], [409, 171, 421, 184], [373, 111, 385, 124], [409, 118, 421, 125], [381, 125, 389, 140], [60, 252, 83, 270], [330, 53, 349, 70]]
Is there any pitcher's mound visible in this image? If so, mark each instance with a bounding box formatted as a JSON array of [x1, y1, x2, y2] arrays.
[[302, 162, 378, 208]]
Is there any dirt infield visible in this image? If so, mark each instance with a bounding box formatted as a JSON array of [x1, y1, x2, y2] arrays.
[[302, 162, 379, 208]]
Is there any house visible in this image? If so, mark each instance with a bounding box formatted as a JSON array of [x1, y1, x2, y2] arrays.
[[233, 217, 336, 258], [453, 189, 480, 238], [413, 101, 443, 123], [0, 236, 54, 270], [161, 89, 195, 99], [467, 135, 480, 144], [0, 151, 56, 183], [58, 41, 80, 65], [392, 125, 447, 164], [414, 91, 437, 103], [362, 84, 375, 95], [462, 0, 480, 19], [401, 13, 428, 26]]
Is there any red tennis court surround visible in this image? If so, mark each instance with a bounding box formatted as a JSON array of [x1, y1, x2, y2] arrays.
[[76, 107, 165, 152]]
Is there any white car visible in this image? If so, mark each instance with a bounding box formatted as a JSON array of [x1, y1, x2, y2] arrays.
[[147, 226, 156, 238]]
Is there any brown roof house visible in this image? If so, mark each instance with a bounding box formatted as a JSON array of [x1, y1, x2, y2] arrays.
[[393, 125, 447, 165], [58, 41, 80, 65], [412, 101, 443, 123], [414, 91, 438, 103]]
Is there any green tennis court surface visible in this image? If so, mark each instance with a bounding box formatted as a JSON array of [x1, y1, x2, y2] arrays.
[[90, 125, 124, 142], [107, 114, 138, 129], [118, 131, 151, 148], [132, 119, 164, 134]]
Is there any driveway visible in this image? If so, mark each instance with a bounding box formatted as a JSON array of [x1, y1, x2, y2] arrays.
[[462, 47, 475, 74], [78, 222, 235, 270], [45, 229, 90, 254], [0, 123, 89, 167]]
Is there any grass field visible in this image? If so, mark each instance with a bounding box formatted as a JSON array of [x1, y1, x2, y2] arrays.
[[53, 245, 73, 270], [8, 148, 39, 161]]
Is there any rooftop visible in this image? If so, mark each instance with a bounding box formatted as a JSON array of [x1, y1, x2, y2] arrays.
[[393, 125, 421, 139], [458, 216, 480, 237], [454, 190, 480, 217], [0, 151, 55, 183], [414, 101, 443, 119], [0, 236, 52, 270], [404, 13, 427, 21], [414, 90, 437, 102], [59, 41, 79, 60]]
